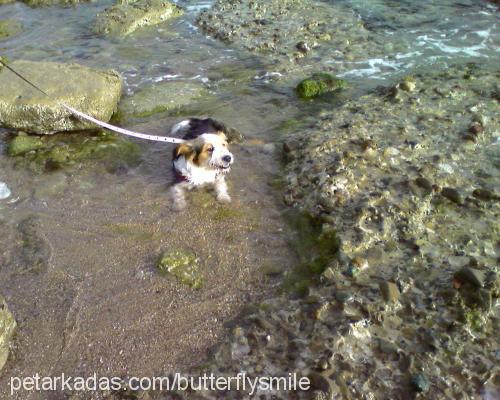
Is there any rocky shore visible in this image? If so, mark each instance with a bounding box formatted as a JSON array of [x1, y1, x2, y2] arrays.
[[0, 0, 498, 399]]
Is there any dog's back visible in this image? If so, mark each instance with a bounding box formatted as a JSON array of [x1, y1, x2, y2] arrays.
[[171, 118, 228, 140]]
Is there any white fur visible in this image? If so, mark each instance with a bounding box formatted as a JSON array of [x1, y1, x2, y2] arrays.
[[171, 119, 191, 135], [170, 133, 233, 211]]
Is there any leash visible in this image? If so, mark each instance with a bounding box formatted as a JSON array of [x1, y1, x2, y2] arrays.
[[0, 60, 185, 144]]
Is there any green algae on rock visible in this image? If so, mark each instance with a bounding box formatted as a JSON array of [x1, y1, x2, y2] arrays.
[[7, 133, 44, 156], [0, 19, 22, 40], [296, 73, 347, 99], [0, 60, 122, 134], [157, 250, 203, 289], [0, 295, 16, 371], [117, 81, 206, 120], [7, 131, 141, 172], [94, 0, 183, 37]]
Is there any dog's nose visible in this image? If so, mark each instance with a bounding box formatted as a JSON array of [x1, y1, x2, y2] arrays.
[[222, 155, 232, 163]]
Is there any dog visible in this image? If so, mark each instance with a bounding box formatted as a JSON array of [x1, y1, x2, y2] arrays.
[[169, 118, 234, 211]]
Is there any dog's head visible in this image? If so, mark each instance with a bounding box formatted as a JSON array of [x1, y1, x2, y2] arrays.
[[173, 132, 234, 173]]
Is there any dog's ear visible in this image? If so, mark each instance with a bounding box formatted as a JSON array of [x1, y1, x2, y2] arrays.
[[173, 143, 194, 159], [215, 131, 228, 141]]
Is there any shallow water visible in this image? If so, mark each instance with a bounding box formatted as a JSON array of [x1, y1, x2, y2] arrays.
[[0, 0, 499, 398]]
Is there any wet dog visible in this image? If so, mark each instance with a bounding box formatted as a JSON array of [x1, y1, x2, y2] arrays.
[[169, 118, 234, 211]]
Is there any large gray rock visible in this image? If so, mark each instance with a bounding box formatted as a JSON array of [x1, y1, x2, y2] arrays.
[[0, 60, 122, 134], [94, 0, 183, 37], [0, 295, 16, 371]]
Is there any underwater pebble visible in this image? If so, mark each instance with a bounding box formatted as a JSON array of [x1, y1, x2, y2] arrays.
[[454, 267, 485, 288], [380, 281, 400, 302], [0, 182, 11, 200], [410, 373, 430, 393], [441, 187, 463, 205], [468, 122, 484, 135], [472, 188, 498, 201]]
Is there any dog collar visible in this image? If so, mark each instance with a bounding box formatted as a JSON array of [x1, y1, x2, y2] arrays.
[[173, 167, 189, 183]]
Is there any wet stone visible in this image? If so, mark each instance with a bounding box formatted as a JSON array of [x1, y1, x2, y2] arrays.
[[454, 267, 485, 288], [335, 291, 354, 304], [0, 295, 17, 371], [441, 187, 463, 205], [308, 371, 334, 394], [378, 338, 398, 355], [379, 281, 400, 302], [415, 177, 433, 192], [468, 122, 484, 135], [410, 373, 430, 393], [157, 250, 203, 289], [472, 188, 498, 201], [8, 134, 44, 156]]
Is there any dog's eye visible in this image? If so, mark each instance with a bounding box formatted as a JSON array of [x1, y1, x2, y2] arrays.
[[207, 146, 214, 152]]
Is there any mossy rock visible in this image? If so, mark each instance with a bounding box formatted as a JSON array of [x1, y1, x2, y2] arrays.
[[157, 250, 203, 289], [0, 19, 22, 40], [0, 295, 17, 371], [94, 0, 183, 37], [8, 134, 44, 156], [7, 131, 141, 172], [0, 60, 122, 134], [296, 73, 346, 99]]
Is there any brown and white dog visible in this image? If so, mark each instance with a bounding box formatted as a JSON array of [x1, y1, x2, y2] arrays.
[[169, 118, 234, 211]]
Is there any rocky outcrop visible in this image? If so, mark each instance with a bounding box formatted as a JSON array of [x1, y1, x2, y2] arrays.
[[0, 60, 122, 134], [0, 295, 16, 371], [94, 0, 183, 37]]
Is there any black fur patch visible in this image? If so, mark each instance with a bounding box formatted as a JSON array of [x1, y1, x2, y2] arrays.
[[181, 118, 228, 140]]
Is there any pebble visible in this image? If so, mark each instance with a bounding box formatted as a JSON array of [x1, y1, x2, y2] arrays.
[[441, 187, 463, 205], [468, 122, 484, 135], [410, 373, 430, 393], [262, 143, 276, 154], [454, 267, 485, 288], [415, 177, 432, 191], [379, 281, 400, 302], [296, 41, 311, 53], [0, 182, 11, 200], [472, 188, 498, 201], [335, 291, 354, 304], [308, 371, 334, 393], [378, 338, 398, 355]]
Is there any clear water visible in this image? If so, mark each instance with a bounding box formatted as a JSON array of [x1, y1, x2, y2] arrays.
[[0, 0, 498, 394]]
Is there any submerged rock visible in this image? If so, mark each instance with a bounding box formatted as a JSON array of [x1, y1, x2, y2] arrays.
[[0, 295, 16, 371], [410, 373, 430, 393], [454, 267, 486, 288], [296, 73, 346, 99], [379, 281, 400, 302], [117, 81, 206, 119], [0, 19, 22, 40], [94, 0, 183, 37], [0, 60, 122, 134], [7, 131, 141, 173], [7, 133, 44, 156], [157, 250, 203, 289]]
